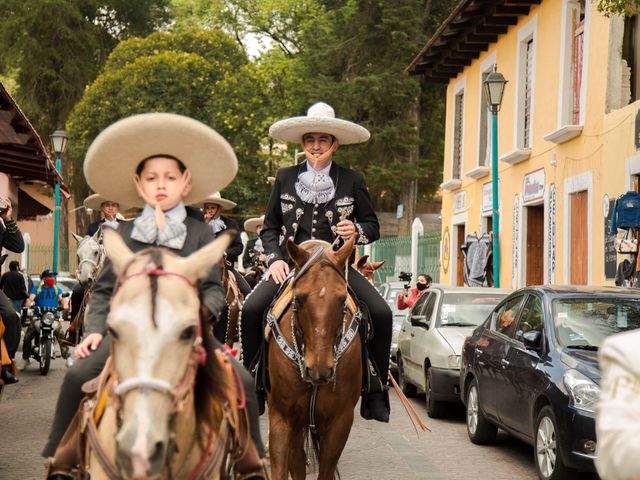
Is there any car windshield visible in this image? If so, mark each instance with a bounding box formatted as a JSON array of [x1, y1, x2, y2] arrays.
[[552, 297, 640, 349], [387, 288, 406, 318], [439, 293, 507, 327]]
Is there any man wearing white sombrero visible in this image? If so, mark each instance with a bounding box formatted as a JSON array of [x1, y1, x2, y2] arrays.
[[84, 193, 122, 238], [241, 102, 392, 422], [195, 192, 252, 341], [242, 216, 266, 289], [242, 215, 265, 270]]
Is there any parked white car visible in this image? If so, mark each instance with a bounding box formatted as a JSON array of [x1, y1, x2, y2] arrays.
[[397, 285, 510, 417]]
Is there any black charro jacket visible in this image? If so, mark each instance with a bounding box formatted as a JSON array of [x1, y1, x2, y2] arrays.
[[0, 219, 24, 253], [261, 161, 379, 267], [85, 216, 226, 336]]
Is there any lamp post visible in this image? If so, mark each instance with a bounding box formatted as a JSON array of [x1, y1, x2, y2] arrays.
[[50, 129, 68, 275], [483, 67, 507, 288]]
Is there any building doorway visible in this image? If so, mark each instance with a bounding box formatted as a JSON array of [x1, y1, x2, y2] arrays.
[[456, 224, 466, 286], [570, 191, 588, 285], [525, 205, 544, 285]]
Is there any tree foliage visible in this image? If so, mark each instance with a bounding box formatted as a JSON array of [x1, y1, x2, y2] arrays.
[[0, 0, 171, 137], [66, 28, 273, 213], [597, 0, 640, 16]]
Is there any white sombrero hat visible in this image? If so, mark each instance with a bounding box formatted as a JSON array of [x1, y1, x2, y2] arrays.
[[193, 192, 236, 210], [84, 113, 238, 208], [244, 215, 264, 233], [83, 193, 123, 211], [269, 102, 370, 145]]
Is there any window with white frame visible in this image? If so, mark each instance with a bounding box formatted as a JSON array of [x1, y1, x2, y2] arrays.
[[452, 90, 465, 179], [516, 18, 537, 150], [478, 70, 492, 168], [570, 3, 585, 124], [558, 0, 586, 125]]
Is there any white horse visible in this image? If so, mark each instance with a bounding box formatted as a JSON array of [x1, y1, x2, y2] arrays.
[[72, 231, 104, 289]]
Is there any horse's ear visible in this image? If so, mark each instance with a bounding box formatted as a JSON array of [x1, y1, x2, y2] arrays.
[[372, 260, 385, 270], [92, 228, 101, 242], [102, 228, 134, 276], [334, 234, 356, 266], [356, 255, 369, 269], [286, 239, 309, 268], [72, 232, 84, 244], [178, 231, 233, 281]]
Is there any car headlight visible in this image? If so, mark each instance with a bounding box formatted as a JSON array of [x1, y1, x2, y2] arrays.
[[447, 355, 461, 369], [564, 369, 600, 413]]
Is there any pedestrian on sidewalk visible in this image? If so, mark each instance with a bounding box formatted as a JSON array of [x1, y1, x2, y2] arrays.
[[1, 260, 28, 312], [0, 197, 25, 384]]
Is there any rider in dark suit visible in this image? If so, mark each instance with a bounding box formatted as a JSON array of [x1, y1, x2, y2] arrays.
[[0, 197, 24, 384], [84, 194, 121, 238], [241, 102, 392, 422]]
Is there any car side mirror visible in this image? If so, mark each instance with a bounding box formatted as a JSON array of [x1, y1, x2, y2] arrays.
[[410, 315, 428, 328], [522, 330, 542, 351]]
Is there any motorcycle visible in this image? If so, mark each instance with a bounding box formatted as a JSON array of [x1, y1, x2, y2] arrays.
[[22, 304, 67, 376]]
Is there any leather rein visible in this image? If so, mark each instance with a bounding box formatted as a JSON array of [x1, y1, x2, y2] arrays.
[[85, 261, 238, 480]]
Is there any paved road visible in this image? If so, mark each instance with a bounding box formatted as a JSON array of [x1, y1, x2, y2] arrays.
[[0, 359, 595, 480]]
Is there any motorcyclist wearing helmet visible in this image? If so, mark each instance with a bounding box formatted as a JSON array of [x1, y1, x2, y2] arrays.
[[23, 270, 69, 362]]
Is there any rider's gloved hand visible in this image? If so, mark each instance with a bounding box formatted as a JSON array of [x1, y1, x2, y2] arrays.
[[75, 333, 103, 359], [267, 260, 290, 284]]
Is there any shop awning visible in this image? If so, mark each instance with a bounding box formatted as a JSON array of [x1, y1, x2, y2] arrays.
[[0, 82, 67, 190], [16, 188, 51, 220]]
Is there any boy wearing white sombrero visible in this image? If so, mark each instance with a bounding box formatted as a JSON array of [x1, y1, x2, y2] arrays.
[[241, 102, 392, 422], [242, 215, 265, 289], [43, 113, 265, 478]]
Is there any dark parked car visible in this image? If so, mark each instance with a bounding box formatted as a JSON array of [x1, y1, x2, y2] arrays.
[[460, 286, 640, 480]]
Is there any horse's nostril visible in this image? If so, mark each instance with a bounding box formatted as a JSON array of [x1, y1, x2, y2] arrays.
[[149, 441, 165, 467]]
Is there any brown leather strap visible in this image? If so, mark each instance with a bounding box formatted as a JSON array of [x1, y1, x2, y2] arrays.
[[85, 415, 123, 480]]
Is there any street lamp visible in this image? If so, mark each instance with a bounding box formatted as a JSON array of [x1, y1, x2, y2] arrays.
[[484, 67, 507, 288], [50, 129, 68, 275]]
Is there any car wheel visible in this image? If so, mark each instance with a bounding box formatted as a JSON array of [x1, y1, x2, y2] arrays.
[[465, 379, 497, 444], [397, 354, 417, 397], [534, 406, 574, 480], [425, 367, 446, 418]]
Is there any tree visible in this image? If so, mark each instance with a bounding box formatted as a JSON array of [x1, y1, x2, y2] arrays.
[[0, 0, 171, 137], [184, 0, 456, 232], [66, 28, 275, 218], [598, 0, 640, 16]]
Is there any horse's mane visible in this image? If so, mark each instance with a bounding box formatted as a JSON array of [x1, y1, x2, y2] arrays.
[[193, 314, 227, 441]]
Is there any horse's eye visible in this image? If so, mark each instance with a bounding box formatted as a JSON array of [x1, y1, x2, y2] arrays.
[[93, 251, 99, 257], [107, 327, 119, 340], [180, 326, 197, 341]]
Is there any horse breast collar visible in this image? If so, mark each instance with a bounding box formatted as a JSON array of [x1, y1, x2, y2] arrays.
[[265, 246, 362, 377]]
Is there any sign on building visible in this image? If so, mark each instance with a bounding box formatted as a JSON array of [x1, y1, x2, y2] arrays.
[[523, 168, 545, 204]]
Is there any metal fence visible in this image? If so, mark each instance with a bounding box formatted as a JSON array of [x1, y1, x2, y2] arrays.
[[3, 244, 77, 276], [367, 232, 441, 284]]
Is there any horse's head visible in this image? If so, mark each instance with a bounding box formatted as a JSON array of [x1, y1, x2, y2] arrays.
[[101, 228, 231, 480], [286, 235, 356, 385], [355, 255, 385, 283], [73, 231, 102, 288]]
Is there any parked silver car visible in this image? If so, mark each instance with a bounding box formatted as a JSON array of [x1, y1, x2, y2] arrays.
[[397, 285, 510, 417]]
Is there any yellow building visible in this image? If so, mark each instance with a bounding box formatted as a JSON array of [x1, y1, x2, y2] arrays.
[[409, 0, 640, 287]]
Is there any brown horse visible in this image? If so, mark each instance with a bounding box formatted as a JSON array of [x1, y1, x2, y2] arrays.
[[220, 258, 244, 346], [267, 235, 362, 480], [354, 255, 384, 283]]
